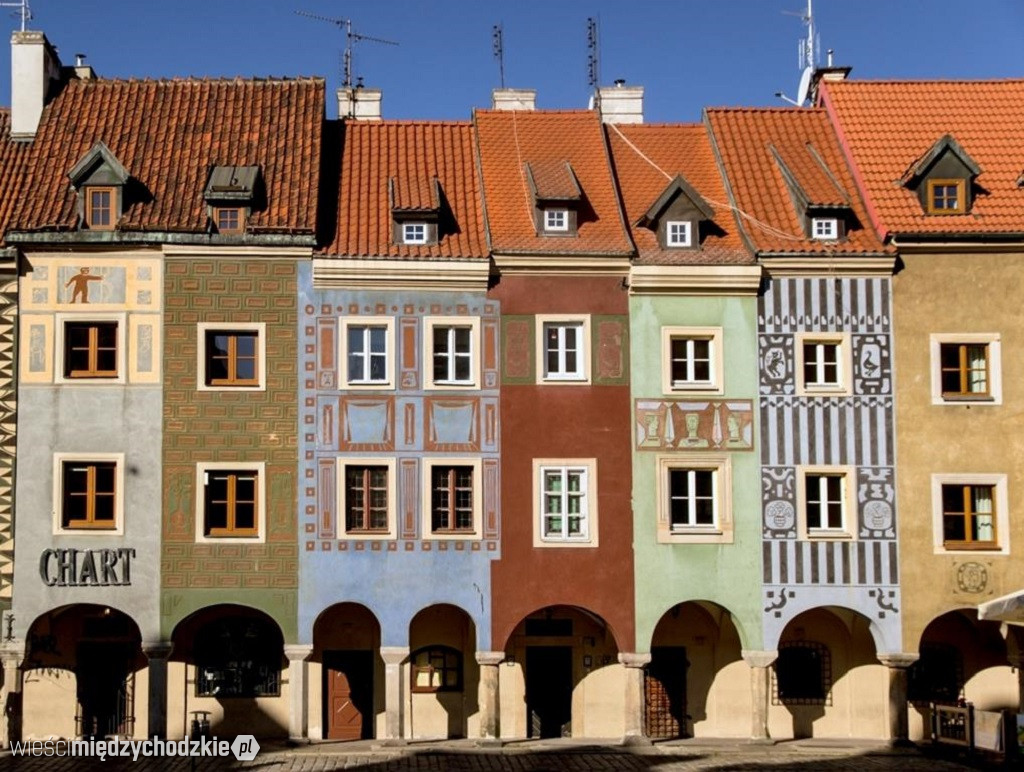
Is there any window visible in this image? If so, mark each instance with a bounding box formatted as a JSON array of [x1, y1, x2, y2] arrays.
[[533, 459, 598, 547], [538, 317, 589, 382], [402, 222, 428, 244], [53, 453, 124, 534], [195, 617, 282, 698], [410, 646, 462, 693], [908, 643, 963, 705], [421, 458, 482, 539], [930, 334, 1001, 405], [812, 217, 838, 240], [931, 474, 1008, 554], [926, 179, 965, 214], [795, 333, 850, 395], [197, 323, 265, 391], [214, 207, 244, 234], [338, 458, 397, 539], [798, 467, 855, 539], [666, 220, 692, 247], [341, 318, 394, 388], [544, 209, 568, 232], [64, 321, 118, 378], [774, 642, 831, 705], [424, 317, 480, 389], [657, 455, 732, 543], [86, 186, 116, 230], [196, 463, 265, 542], [661, 327, 723, 394]]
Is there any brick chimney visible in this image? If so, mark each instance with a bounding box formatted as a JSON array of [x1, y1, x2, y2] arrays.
[[337, 86, 382, 121], [491, 88, 536, 111], [11, 29, 61, 139], [595, 80, 643, 124]]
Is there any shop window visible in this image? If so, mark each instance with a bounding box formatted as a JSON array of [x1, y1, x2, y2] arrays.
[[410, 646, 462, 693]]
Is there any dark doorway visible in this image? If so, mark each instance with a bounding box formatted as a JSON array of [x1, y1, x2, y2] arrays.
[[526, 646, 573, 738], [644, 646, 689, 739], [76, 642, 134, 738], [323, 650, 374, 740]]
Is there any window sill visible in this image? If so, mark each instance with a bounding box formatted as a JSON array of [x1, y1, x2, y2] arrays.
[[428, 381, 478, 389], [941, 541, 1002, 552], [939, 394, 995, 403], [536, 538, 596, 548], [806, 530, 854, 541]]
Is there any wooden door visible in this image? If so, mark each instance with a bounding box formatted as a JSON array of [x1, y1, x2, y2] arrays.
[[324, 650, 373, 740], [644, 646, 688, 739]]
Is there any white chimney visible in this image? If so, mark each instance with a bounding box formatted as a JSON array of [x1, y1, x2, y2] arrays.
[[337, 86, 382, 121], [11, 30, 61, 139], [596, 80, 643, 124], [491, 88, 536, 111]]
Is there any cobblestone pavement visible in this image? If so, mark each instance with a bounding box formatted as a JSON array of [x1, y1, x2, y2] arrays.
[[0, 739, 1006, 772]]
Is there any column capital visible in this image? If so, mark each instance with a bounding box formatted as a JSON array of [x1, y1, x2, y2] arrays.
[[618, 652, 651, 669], [475, 651, 505, 667], [380, 646, 409, 665], [0, 642, 25, 665], [878, 652, 919, 669], [742, 649, 778, 668], [141, 641, 173, 660], [284, 644, 314, 662]]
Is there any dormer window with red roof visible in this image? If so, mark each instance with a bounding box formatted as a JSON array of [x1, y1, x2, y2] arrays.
[[770, 143, 854, 241], [205, 166, 261, 236], [68, 141, 130, 232], [390, 176, 443, 246], [902, 135, 979, 217], [526, 161, 582, 237]]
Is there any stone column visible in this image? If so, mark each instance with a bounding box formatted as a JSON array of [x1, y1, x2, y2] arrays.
[[878, 653, 918, 746], [742, 650, 778, 742], [618, 652, 651, 745], [380, 646, 409, 743], [475, 651, 504, 743], [284, 644, 313, 744], [142, 642, 172, 739], [0, 641, 25, 748]]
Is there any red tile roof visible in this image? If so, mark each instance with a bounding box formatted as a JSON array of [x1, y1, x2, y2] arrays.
[[821, 79, 1024, 237], [606, 123, 751, 265], [706, 107, 889, 255], [475, 110, 632, 256], [390, 174, 440, 213], [0, 110, 31, 245], [526, 160, 581, 201], [10, 77, 324, 236], [323, 120, 487, 258]]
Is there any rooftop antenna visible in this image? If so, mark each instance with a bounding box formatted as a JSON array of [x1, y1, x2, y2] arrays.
[[587, 17, 600, 113], [492, 24, 505, 88], [0, 0, 32, 32], [775, 0, 818, 106], [296, 10, 398, 89]]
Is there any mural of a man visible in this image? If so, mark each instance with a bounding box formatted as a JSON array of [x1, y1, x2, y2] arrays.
[[65, 267, 102, 304]]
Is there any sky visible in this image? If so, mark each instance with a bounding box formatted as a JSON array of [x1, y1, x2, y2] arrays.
[[1, 0, 1022, 122]]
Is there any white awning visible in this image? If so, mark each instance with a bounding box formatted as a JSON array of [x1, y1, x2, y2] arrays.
[[978, 589, 1024, 624]]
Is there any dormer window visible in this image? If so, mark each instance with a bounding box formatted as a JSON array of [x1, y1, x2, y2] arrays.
[[68, 141, 131, 233], [402, 222, 428, 245], [86, 187, 116, 230], [812, 217, 838, 240], [926, 179, 965, 215], [666, 221, 692, 247], [214, 207, 244, 234], [544, 209, 569, 232], [205, 165, 262, 237]]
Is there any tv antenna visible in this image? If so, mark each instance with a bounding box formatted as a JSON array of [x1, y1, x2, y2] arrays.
[[0, 0, 32, 32], [587, 17, 600, 111], [492, 24, 505, 88], [775, 0, 819, 106], [296, 10, 398, 88]]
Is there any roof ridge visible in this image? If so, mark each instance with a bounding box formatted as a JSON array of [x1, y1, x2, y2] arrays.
[[706, 106, 826, 114], [827, 77, 1024, 86], [342, 119, 472, 127], [71, 75, 325, 86]]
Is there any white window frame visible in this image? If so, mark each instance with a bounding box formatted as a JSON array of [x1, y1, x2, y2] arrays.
[[930, 473, 1009, 555], [337, 457, 397, 540], [52, 452, 125, 536], [656, 455, 732, 544], [666, 220, 692, 247], [812, 217, 839, 240], [929, 333, 1002, 405], [661, 326, 724, 395], [196, 322, 266, 392], [55, 312, 128, 385], [423, 316, 480, 389], [795, 332, 852, 396], [195, 461, 266, 544], [402, 222, 428, 245], [797, 465, 856, 540], [340, 316, 395, 389], [532, 459, 598, 548], [544, 209, 569, 232], [536, 315, 590, 384], [421, 457, 483, 540]]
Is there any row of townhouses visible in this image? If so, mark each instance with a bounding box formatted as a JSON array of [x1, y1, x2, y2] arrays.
[[0, 27, 1019, 745]]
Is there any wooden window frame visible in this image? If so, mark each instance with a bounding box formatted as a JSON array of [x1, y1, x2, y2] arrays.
[[337, 458, 397, 540], [197, 323, 266, 391], [939, 342, 990, 399], [430, 465, 475, 534], [214, 207, 245, 234], [544, 208, 569, 232], [340, 317, 395, 389], [666, 220, 692, 247], [85, 186, 116, 230], [797, 466, 856, 540], [423, 316, 480, 389], [61, 461, 117, 530], [203, 470, 259, 538], [926, 178, 966, 215], [195, 462, 265, 543], [410, 646, 463, 693], [661, 326, 723, 395], [533, 460, 598, 546], [401, 222, 428, 245], [421, 458, 482, 540], [344, 465, 390, 534], [63, 320, 119, 379], [930, 333, 1001, 405], [795, 332, 851, 396], [931, 474, 1009, 555], [53, 453, 125, 535], [656, 455, 732, 544], [941, 483, 999, 551], [537, 317, 590, 383]]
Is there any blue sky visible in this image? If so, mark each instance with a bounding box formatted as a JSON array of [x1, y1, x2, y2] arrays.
[[2, 0, 1022, 121]]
